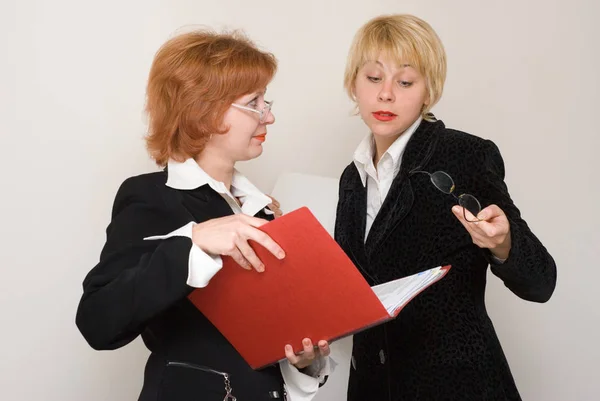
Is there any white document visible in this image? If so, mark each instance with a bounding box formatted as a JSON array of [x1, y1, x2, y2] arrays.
[[371, 266, 447, 316]]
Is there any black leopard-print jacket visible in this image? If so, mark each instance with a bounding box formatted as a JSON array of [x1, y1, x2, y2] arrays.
[[335, 118, 556, 401]]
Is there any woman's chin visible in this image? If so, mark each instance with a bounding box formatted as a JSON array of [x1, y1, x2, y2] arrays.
[[242, 145, 264, 161]]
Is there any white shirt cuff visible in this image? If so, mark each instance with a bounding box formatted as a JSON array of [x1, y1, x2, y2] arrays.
[[143, 221, 223, 288], [187, 242, 222, 288], [279, 356, 333, 401]]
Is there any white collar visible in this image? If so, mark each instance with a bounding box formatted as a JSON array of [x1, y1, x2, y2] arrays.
[[353, 116, 422, 186], [165, 158, 272, 216]]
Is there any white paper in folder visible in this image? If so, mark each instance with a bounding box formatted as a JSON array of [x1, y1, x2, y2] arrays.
[[270, 172, 339, 237]]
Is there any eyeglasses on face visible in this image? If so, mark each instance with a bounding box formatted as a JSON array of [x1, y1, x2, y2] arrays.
[[231, 100, 274, 123]]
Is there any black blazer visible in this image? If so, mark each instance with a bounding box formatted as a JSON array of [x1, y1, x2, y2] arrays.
[[335, 119, 557, 401], [75, 171, 285, 401]]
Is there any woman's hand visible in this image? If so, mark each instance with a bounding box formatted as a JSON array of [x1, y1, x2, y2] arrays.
[[284, 338, 331, 370], [267, 195, 283, 218], [452, 204, 512, 260], [192, 214, 285, 272]]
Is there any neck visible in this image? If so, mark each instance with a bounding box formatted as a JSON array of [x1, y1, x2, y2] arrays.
[[195, 148, 235, 191], [372, 133, 401, 166]]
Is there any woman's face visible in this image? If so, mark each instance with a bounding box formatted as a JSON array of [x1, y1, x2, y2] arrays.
[[210, 90, 275, 163], [353, 54, 429, 140]]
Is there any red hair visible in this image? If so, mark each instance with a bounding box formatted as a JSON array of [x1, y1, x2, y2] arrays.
[[145, 30, 277, 166]]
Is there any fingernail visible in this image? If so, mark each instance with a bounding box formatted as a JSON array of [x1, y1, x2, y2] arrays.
[[278, 251, 285, 259], [285, 345, 292, 351], [258, 264, 265, 272], [303, 339, 310, 346]]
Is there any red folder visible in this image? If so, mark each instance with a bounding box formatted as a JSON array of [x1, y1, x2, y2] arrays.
[[187, 207, 450, 370]]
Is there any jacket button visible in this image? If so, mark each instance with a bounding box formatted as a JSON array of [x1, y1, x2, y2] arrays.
[[379, 349, 386, 364]]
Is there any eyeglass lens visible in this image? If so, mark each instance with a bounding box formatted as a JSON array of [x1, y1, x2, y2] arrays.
[[429, 171, 481, 220], [260, 102, 272, 122]]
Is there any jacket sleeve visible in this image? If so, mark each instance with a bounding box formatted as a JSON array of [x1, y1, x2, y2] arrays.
[[477, 140, 557, 303], [75, 177, 194, 350]]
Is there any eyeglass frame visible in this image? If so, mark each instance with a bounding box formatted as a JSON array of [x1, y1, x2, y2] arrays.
[[409, 169, 483, 223], [230, 100, 274, 123]]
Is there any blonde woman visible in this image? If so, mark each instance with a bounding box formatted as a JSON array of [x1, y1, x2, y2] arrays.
[[335, 14, 556, 401]]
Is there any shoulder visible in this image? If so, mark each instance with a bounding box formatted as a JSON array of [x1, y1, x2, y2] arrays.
[[112, 171, 169, 216], [118, 170, 167, 193], [438, 127, 495, 153], [435, 125, 503, 163], [340, 162, 356, 181], [338, 162, 362, 193], [430, 123, 505, 179]]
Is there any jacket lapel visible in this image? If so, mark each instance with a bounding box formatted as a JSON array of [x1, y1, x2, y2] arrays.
[[364, 119, 444, 256], [165, 183, 234, 225], [337, 166, 374, 280]]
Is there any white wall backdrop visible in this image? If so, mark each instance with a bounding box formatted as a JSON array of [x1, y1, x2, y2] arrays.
[[1, 0, 599, 400]]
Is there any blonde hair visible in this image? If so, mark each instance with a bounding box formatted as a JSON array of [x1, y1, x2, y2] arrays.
[[343, 14, 447, 121]]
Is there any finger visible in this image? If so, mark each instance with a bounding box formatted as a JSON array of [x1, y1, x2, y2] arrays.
[[267, 204, 282, 216], [462, 207, 481, 223], [317, 340, 330, 357], [454, 206, 484, 230], [229, 247, 252, 270], [475, 220, 501, 238], [453, 206, 504, 249], [301, 338, 315, 360], [236, 238, 265, 272], [243, 226, 286, 260], [477, 204, 504, 221], [284, 344, 300, 365], [268, 197, 280, 208], [452, 206, 476, 232], [452, 206, 487, 243], [269, 206, 283, 218], [470, 232, 492, 248]]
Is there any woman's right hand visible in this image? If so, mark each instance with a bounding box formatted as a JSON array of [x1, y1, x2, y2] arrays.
[[192, 215, 285, 272]]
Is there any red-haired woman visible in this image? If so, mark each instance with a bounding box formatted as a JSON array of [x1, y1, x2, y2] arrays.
[[76, 30, 330, 401]]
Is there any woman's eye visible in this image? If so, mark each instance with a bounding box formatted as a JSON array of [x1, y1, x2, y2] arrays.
[[398, 81, 413, 87], [367, 76, 381, 83], [247, 99, 258, 108]]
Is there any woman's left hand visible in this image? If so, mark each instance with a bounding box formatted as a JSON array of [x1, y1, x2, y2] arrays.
[[284, 338, 330, 370], [452, 204, 512, 260]]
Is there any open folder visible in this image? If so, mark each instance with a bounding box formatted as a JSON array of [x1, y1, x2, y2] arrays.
[[187, 207, 450, 370]]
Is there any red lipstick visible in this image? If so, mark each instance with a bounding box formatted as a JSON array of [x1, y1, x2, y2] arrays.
[[253, 133, 267, 142], [372, 110, 397, 122]]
